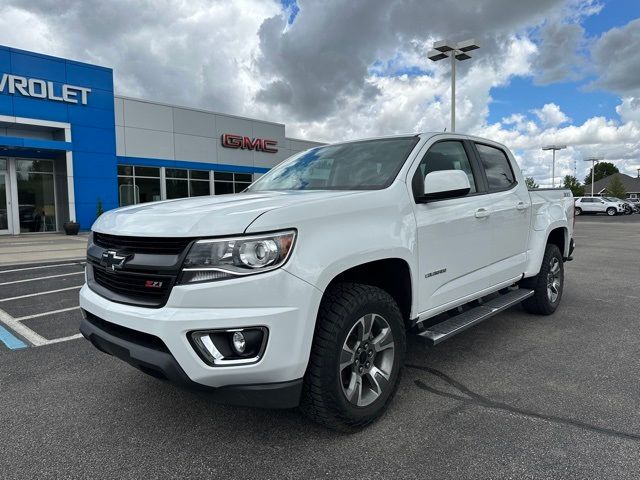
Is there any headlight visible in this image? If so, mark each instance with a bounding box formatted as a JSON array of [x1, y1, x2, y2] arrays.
[[179, 230, 296, 283]]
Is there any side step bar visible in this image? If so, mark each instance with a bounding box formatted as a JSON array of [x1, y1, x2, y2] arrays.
[[417, 288, 534, 346]]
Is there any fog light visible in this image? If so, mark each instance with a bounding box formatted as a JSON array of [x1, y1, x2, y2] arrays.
[[189, 327, 268, 366], [232, 331, 246, 354]]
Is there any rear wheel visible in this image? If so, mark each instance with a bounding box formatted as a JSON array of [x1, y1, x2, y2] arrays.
[[521, 243, 564, 315], [574, 207, 582, 216], [300, 283, 406, 432], [607, 207, 616, 216]]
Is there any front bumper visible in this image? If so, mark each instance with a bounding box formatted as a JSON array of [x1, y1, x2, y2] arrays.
[[80, 313, 303, 408], [79, 268, 323, 400]]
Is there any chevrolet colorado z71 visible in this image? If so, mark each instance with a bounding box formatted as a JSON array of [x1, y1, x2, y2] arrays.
[[80, 133, 575, 431]]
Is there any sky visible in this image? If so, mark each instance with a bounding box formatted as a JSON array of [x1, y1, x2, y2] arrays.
[[0, 0, 639, 186]]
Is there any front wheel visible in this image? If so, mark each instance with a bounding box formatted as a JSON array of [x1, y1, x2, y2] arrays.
[[520, 243, 564, 315], [300, 283, 406, 432], [574, 207, 582, 216], [607, 207, 617, 216]]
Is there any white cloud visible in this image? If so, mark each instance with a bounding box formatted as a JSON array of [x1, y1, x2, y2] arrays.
[[0, 0, 637, 186], [616, 97, 640, 123], [532, 103, 571, 127]]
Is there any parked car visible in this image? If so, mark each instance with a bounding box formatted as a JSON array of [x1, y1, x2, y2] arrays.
[[603, 197, 634, 214], [80, 133, 575, 431], [574, 196, 625, 216], [623, 197, 640, 213]]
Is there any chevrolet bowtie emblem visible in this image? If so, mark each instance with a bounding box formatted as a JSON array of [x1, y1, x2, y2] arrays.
[[100, 250, 133, 272]]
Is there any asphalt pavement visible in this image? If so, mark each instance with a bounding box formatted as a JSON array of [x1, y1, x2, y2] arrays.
[[1, 215, 639, 479]]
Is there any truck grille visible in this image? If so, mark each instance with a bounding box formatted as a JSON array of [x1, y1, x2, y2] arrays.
[[91, 264, 175, 307], [93, 232, 194, 255]]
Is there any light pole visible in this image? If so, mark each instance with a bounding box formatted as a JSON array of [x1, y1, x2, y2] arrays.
[[428, 39, 480, 132], [542, 145, 566, 188], [584, 156, 603, 197]]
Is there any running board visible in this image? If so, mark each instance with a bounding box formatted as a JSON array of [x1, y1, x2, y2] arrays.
[[417, 288, 534, 346]]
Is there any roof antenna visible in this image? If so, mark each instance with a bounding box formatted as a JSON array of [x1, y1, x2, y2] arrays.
[[444, 127, 447, 132]]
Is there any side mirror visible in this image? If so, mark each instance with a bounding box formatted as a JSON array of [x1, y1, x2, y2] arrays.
[[420, 170, 471, 201]]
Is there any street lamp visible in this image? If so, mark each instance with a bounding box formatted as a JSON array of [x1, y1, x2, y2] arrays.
[[584, 156, 603, 197], [428, 39, 480, 132], [542, 145, 566, 188]]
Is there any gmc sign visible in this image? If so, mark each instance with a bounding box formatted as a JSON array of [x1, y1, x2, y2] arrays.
[[221, 133, 278, 153]]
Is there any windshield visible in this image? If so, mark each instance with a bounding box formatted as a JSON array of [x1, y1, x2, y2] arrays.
[[604, 197, 620, 202], [248, 136, 420, 191]]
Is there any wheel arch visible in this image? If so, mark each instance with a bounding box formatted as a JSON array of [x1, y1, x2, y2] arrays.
[[323, 258, 414, 325]]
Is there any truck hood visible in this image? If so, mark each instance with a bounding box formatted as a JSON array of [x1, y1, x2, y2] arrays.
[[92, 190, 361, 237]]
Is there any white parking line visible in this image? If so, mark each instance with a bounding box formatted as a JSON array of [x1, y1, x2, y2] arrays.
[[0, 306, 84, 347], [0, 307, 47, 346], [0, 261, 85, 274], [0, 285, 83, 303], [0, 271, 84, 286], [15, 306, 81, 321], [47, 333, 83, 344]]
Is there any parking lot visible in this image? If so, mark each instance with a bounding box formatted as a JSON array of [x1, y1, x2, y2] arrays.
[[1, 214, 639, 479]]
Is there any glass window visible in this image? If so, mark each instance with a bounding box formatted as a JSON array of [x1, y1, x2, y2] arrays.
[[214, 172, 233, 181], [234, 183, 251, 193], [118, 176, 136, 206], [0, 158, 7, 170], [249, 137, 419, 192], [166, 178, 189, 199], [234, 173, 252, 183], [166, 168, 188, 179], [117, 165, 161, 205], [411, 141, 477, 198], [214, 181, 234, 195], [189, 170, 209, 180], [475, 144, 515, 191], [16, 159, 56, 232], [118, 165, 133, 176], [136, 177, 161, 203], [135, 166, 160, 177], [17, 160, 54, 173], [0, 173, 8, 230], [190, 179, 210, 197]]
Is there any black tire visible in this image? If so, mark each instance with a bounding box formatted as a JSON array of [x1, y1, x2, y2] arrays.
[[520, 244, 564, 315], [574, 207, 582, 216], [300, 283, 406, 432], [606, 207, 616, 216]]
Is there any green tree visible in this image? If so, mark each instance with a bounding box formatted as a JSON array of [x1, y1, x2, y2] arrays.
[[584, 162, 619, 185], [96, 198, 105, 219], [525, 176, 538, 189], [562, 175, 585, 197], [605, 176, 626, 199]]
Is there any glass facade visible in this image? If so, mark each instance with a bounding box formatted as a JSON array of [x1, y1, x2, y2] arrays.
[[117, 165, 162, 206], [117, 165, 252, 206], [0, 169, 8, 232], [214, 172, 252, 194], [16, 159, 57, 233]]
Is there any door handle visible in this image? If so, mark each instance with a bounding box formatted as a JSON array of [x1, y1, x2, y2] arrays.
[[516, 201, 528, 211], [475, 208, 490, 218]]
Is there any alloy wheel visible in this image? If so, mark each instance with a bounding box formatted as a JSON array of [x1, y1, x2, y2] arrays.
[[546, 257, 562, 303], [339, 313, 395, 407]]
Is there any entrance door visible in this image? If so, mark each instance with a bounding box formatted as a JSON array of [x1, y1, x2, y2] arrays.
[[0, 159, 12, 234]]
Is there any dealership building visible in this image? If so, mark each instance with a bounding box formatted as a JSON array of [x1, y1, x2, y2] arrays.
[[0, 46, 322, 235]]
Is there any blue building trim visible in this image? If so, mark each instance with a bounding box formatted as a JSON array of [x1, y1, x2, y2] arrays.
[[117, 156, 271, 174], [0, 44, 117, 230], [0, 136, 72, 151]]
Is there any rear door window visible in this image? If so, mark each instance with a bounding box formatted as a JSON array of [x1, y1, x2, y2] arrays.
[[475, 143, 516, 191]]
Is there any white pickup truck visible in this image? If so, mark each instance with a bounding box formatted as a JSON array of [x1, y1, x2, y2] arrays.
[[80, 133, 575, 431]]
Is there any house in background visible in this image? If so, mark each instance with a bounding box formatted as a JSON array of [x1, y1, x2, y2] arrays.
[[590, 172, 640, 199]]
